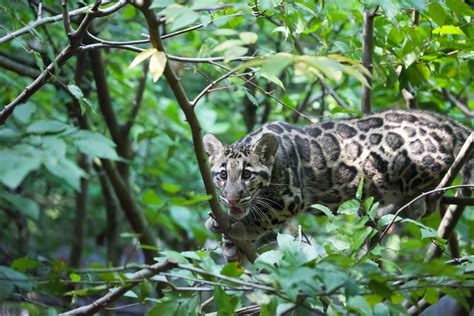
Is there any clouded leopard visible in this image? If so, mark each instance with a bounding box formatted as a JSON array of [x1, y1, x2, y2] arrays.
[[203, 110, 473, 241]]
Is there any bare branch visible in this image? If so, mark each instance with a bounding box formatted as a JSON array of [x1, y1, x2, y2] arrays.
[[0, 0, 128, 125], [317, 75, 350, 109], [360, 8, 377, 114], [59, 259, 177, 315], [0, 1, 113, 46], [442, 88, 474, 118], [364, 184, 474, 257], [440, 195, 474, 206], [61, 0, 73, 35], [123, 63, 148, 137], [191, 69, 237, 106], [135, 2, 257, 262]]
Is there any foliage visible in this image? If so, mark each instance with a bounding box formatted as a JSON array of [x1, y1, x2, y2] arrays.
[[0, 0, 473, 314]]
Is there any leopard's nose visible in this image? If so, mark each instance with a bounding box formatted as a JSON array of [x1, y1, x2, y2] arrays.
[[227, 197, 240, 206]]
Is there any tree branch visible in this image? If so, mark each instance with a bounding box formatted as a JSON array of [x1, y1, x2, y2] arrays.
[[123, 63, 148, 137], [442, 88, 474, 118], [135, 1, 256, 262], [360, 7, 378, 114], [0, 0, 128, 125], [100, 159, 158, 264], [191, 69, 237, 106], [59, 259, 177, 315]]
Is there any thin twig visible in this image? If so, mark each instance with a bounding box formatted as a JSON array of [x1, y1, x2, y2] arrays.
[[364, 184, 474, 257], [61, 0, 72, 35], [59, 260, 177, 315], [191, 70, 237, 106]]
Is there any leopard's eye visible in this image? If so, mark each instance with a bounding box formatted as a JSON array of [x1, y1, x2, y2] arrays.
[[219, 170, 228, 180], [242, 170, 252, 180]]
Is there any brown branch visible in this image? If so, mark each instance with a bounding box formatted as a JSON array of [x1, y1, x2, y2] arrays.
[[61, 0, 73, 35], [122, 63, 148, 137], [59, 259, 177, 315], [440, 196, 474, 206], [191, 69, 237, 106], [135, 1, 257, 262], [442, 88, 474, 118], [360, 7, 378, 114], [0, 0, 128, 125], [88, 49, 123, 149], [0, 54, 42, 78], [364, 184, 474, 257], [100, 159, 158, 264], [69, 154, 90, 268], [317, 75, 350, 109]]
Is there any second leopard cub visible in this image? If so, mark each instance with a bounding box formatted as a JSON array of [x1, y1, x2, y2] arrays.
[[203, 110, 473, 240]]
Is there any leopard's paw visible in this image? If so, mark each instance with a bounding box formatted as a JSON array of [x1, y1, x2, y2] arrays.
[[205, 217, 222, 234]]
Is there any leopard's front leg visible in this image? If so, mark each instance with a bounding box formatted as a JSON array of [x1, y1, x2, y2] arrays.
[[205, 216, 268, 240]]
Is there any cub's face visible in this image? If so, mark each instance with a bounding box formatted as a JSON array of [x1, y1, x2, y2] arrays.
[[203, 133, 279, 219]]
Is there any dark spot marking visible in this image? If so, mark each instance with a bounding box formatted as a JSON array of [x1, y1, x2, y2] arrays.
[[335, 163, 357, 185], [359, 134, 366, 141], [344, 141, 362, 160], [357, 117, 383, 132], [336, 123, 357, 138], [403, 126, 417, 137], [393, 150, 410, 174], [271, 219, 279, 225], [369, 133, 382, 145], [425, 139, 437, 153], [306, 126, 322, 137], [267, 124, 284, 133], [321, 134, 340, 161], [422, 155, 435, 166], [322, 121, 335, 130], [280, 122, 303, 133], [386, 112, 417, 123], [311, 140, 327, 169], [386, 132, 404, 150], [295, 135, 311, 162], [419, 128, 426, 136], [370, 152, 388, 172], [409, 140, 424, 155]]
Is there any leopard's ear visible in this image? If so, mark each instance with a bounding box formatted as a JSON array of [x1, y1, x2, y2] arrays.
[[203, 134, 224, 163], [253, 133, 279, 165]]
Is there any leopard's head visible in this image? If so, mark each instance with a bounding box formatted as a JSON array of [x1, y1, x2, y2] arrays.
[[203, 133, 279, 219]]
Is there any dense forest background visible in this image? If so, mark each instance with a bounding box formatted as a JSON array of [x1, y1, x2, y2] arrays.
[[0, 0, 473, 315]]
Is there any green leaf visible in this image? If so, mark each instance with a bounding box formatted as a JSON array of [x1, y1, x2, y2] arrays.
[[26, 120, 69, 134], [347, 295, 372, 315], [373, 303, 390, 316], [10, 257, 40, 273], [214, 286, 238, 315], [428, 2, 446, 26], [433, 25, 465, 35], [0, 191, 40, 220], [356, 177, 364, 200], [143, 189, 163, 205], [220, 262, 243, 277], [72, 130, 119, 160], [239, 31, 258, 44], [337, 199, 360, 216], [145, 300, 180, 315], [162, 182, 181, 193], [69, 273, 81, 282], [13, 102, 36, 123], [312, 204, 335, 220], [212, 39, 245, 53], [256, 250, 283, 266], [0, 148, 42, 189]]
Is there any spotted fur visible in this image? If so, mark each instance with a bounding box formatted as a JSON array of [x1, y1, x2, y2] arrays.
[[204, 110, 473, 240]]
